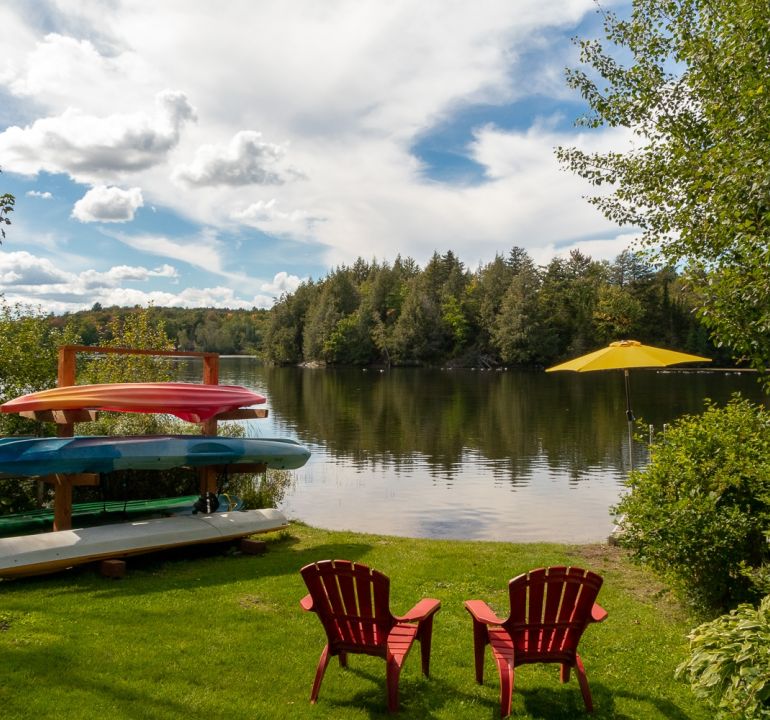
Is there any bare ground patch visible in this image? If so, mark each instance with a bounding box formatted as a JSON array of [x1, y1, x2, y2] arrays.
[[565, 543, 691, 623]]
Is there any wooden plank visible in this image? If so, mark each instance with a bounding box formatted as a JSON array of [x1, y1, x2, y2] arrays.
[[212, 408, 269, 420], [57, 344, 219, 359], [53, 477, 73, 531], [201, 355, 219, 436], [18, 409, 99, 424], [42, 473, 100, 487], [100, 559, 126, 579], [58, 346, 77, 387], [199, 466, 218, 495], [57, 346, 78, 439], [203, 354, 219, 385]]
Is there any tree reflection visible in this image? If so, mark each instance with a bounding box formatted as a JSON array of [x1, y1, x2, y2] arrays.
[[258, 366, 765, 482], [178, 359, 765, 488]]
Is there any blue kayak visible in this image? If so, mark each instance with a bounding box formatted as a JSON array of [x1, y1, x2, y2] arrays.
[[0, 435, 311, 476]]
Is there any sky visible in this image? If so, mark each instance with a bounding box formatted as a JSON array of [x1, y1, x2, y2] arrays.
[[0, 0, 637, 314]]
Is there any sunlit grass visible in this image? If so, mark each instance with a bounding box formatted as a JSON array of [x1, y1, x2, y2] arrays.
[[0, 523, 709, 719]]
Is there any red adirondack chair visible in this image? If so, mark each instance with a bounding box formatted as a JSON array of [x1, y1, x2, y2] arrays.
[[300, 559, 441, 712], [465, 566, 607, 717]]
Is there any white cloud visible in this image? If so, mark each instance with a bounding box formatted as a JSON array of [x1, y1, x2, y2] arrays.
[[174, 131, 300, 187], [25, 190, 53, 199], [4, 33, 153, 110], [0, 251, 179, 291], [110, 230, 225, 274], [231, 198, 313, 236], [233, 199, 299, 222], [79, 264, 178, 288], [0, 248, 283, 311], [0, 251, 70, 285], [544, 232, 644, 265], [0, 0, 642, 313], [72, 185, 144, 223], [0, 90, 196, 182], [259, 271, 303, 296], [95, 285, 275, 310]]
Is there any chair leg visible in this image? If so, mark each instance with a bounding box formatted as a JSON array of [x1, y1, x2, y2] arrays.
[[494, 654, 514, 718], [418, 616, 435, 677], [560, 663, 570, 683], [386, 658, 403, 713], [310, 644, 331, 704], [472, 619, 487, 684], [575, 654, 594, 713], [338, 651, 348, 668]]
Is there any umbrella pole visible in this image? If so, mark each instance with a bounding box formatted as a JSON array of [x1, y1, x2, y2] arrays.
[[624, 369, 634, 470]]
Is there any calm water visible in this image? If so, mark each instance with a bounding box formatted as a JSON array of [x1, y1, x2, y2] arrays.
[[181, 358, 765, 543]]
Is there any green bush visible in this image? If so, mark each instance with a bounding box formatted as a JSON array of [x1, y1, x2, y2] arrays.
[[676, 594, 770, 719], [226, 468, 292, 509], [78, 307, 175, 385], [0, 299, 80, 515], [614, 395, 770, 613], [0, 298, 80, 437]]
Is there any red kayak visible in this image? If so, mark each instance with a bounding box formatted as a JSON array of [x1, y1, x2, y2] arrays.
[[0, 383, 266, 423]]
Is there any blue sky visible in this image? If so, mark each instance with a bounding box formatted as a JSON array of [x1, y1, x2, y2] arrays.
[[0, 0, 634, 313]]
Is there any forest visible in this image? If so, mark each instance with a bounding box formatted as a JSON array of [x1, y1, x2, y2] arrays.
[[45, 246, 727, 367], [262, 247, 726, 368], [48, 305, 270, 356]]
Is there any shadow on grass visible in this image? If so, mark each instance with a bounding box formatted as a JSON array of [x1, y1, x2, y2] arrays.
[[508, 682, 698, 720], [0, 643, 196, 719], [309, 665, 486, 719]]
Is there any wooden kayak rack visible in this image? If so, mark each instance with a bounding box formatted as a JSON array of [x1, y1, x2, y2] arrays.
[[19, 345, 268, 531]]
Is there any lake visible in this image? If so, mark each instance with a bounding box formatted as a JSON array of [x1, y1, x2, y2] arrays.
[[181, 358, 765, 543]]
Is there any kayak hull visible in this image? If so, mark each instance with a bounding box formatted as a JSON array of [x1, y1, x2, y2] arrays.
[[0, 435, 311, 476], [0, 383, 266, 423], [0, 509, 288, 577]]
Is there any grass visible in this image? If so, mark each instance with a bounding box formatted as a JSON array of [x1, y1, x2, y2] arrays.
[[0, 522, 710, 720]]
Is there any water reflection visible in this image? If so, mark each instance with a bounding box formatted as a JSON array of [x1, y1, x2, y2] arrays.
[[179, 359, 765, 542]]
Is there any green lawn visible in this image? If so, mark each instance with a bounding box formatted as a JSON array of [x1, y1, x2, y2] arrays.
[[0, 523, 710, 719]]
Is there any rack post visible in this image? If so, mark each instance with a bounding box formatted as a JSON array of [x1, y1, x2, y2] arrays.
[[200, 353, 220, 495]]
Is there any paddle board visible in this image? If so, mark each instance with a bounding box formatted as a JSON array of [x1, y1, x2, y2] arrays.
[[0, 509, 288, 577], [0, 383, 266, 423], [0, 435, 311, 476]]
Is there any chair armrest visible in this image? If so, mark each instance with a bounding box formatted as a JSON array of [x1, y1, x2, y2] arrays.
[[464, 600, 503, 625], [396, 598, 441, 622], [590, 602, 608, 623], [299, 593, 314, 612]]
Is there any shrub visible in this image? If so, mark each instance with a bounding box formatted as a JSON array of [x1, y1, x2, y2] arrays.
[[0, 299, 80, 514], [676, 594, 770, 719], [0, 298, 79, 437], [614, 395, 770, 613], [78, 307, 175, 385], [226, 468, 292, 509]]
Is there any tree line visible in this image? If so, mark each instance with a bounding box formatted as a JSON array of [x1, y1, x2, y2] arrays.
[[41, 245, 733, 368], [49, 305, 270, 356], [262, 247, 726, 368], [41, 245, 730, 367]]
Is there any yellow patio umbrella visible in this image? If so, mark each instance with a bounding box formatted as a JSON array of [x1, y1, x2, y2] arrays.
[[546, 340, 711, 468]]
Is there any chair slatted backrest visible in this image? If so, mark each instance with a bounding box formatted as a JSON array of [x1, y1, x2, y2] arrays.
[[301, 560, 394, 652], [504, 566, 603, 664]]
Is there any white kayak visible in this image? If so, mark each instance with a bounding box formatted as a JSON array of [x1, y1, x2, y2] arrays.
[[0, 509, 288, 577]]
